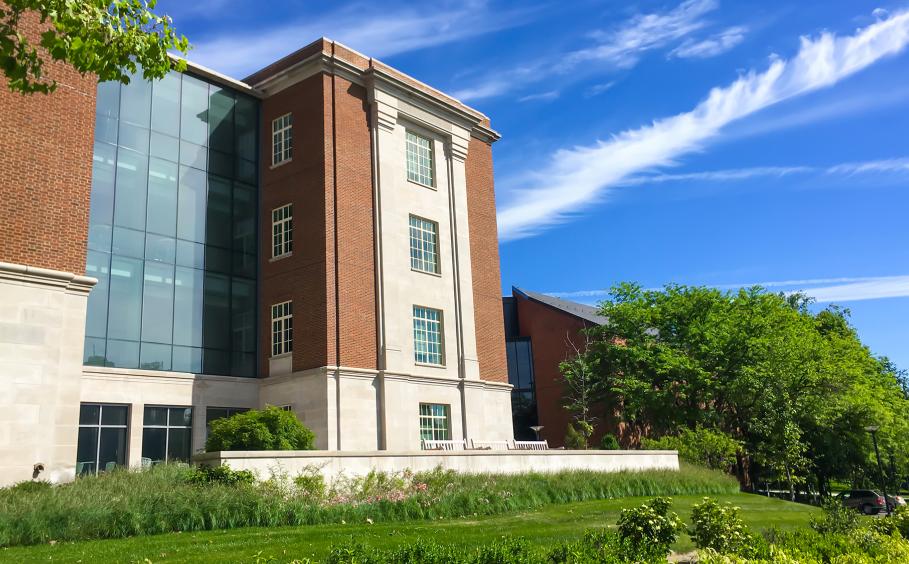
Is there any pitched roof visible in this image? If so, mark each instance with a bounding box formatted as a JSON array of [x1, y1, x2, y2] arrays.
[[513, 287, 609, 325]]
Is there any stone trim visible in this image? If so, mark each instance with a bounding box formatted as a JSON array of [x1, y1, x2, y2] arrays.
[[82, 366, 261, 386], [195, 449, 678, 460], [0, 261, 96, 295]]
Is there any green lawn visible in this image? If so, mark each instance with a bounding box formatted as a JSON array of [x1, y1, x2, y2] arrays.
[[0, 493, 818, 563]]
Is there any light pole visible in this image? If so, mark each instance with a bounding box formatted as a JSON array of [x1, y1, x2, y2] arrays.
[[865, 425, 890, 513], [530, 425, 544, 441]]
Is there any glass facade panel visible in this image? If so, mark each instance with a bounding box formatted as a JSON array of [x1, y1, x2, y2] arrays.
[[113, 149, 148, 230], [85, 73, 259, 377], [147, 158, 178, 236], [151, 72, 181, 137], [180, 75, 209, 145]]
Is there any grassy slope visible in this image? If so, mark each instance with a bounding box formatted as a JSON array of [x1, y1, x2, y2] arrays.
[[0, 493, 818, 563]]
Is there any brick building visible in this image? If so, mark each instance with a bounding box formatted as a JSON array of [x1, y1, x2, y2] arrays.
[[503, 288, 609, 447], [0, 36, 511, 486]]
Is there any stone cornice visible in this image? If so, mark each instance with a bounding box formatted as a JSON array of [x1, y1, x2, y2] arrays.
[[0, 261, 97, 295]]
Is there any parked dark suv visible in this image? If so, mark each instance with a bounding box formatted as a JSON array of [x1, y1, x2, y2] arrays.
[[838, 489, 887, 515]]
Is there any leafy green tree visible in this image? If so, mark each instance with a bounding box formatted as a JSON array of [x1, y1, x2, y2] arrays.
[[573, 283, 909, 490], [206, 407, 316, 452], [1, 0, 189, 94]]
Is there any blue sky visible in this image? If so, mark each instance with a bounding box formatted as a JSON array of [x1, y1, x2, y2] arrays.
[[159, 1, 909, 370]]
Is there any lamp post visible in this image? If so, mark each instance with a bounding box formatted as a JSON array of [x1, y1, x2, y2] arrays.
[[530, 425, 544, 441], [865, 425, 890, 513]]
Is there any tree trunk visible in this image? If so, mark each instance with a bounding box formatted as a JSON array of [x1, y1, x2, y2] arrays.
[[786, 465, 795, 502]]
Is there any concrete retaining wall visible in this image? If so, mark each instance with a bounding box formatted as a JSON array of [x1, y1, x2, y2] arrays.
[[194, 450, 679, 481]]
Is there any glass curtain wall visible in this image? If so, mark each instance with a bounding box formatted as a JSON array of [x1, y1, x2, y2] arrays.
[[84, 69, 259, 377]]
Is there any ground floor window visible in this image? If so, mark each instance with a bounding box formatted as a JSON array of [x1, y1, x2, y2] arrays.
[[76, 403, 128, 476], [142, 406, 193, 464], [419, 403, 450, 441]]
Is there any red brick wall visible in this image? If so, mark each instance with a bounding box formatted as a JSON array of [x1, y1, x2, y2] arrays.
[[514, 295, 610, 447], [258, 71, 378, 376], [327, 75, 377, 369], [0, 11, 96, 275], [259, 74, 330, 374], [466, 138, 509, 383]]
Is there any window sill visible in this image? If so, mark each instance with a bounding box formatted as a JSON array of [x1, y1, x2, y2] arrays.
[[411, 267, 442, 277], [270, 352, 292, 360], [270, 158, 292, 170], [415, 361, 446, 369], [270, 252, 293, 263], [407, 178, 437, 190]]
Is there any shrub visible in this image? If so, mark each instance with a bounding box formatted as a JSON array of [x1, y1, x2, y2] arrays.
[[616, 497, 684, 562], [600, 434, 620, 450], [565, 421, 591, 450], [186, 464, 255, 486], [294, 468, 327, 501], [689, 497, 752, 555], [641, 427, 740, 471], [206, 406, 315, 451], [809, 497, 858, 535], [891, 505, 909, 540]]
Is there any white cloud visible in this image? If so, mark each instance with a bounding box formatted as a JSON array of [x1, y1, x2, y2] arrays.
[[585, 81, 616, 97], [615, 156, 909, 187], [186, 1, 532, 78], [497, 9, 909, 241], [551, 275, 909, 303], [807, 275, 909, 302], [568, 0, 717, 67], [452, 0, 717, 102], [827, 157, 909, 175], [518, 90, 560, 103], [621, 165, 812, 185], [670, 25, 748, 58]]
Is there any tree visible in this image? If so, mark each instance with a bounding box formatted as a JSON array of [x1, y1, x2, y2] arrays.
[[559, 333, 599, 431], [572, 282, 909, 491], [1, 0, 189, 94]]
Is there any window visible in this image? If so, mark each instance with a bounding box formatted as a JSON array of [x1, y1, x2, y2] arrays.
[[405, 131, 434, 186], [271, 301, 293, 356], [413, 306, 443, 365], [272, 204, 293, 258], [409, 215, 439, 274], [142, 406, 192, 463], [76, 403, 129, 476], [272, 113, 293, 166], [419, 403, 450, 441]]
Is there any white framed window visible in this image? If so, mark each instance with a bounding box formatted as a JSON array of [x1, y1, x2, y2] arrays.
[[271, 301, 293, 356], [272, 113, 293, 166], [413, 305, 443, 365], [409, 215, 439, 274], [405, 131, 434, 187], [272, 204, 293, 258], [142, 406, 193, 464], [419, 403, 450, 441]]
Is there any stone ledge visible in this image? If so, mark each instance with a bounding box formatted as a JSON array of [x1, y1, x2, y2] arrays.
[[0, 261, 97, 294]]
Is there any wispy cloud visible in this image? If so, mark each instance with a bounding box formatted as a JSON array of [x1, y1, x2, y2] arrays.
[[827, 157, 909, 175], [453, 0, 720, 102], [551, 275, 909, 303], [568, 0, 717, 67], [187, 1, 534, 77], [585, 81, 616, 97], [670, 25, 748, 58], [518, 90, 560, 103], [497, 9, 909, 241], [615, 156, 909, 187], [620, 165, 812, 185]]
